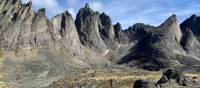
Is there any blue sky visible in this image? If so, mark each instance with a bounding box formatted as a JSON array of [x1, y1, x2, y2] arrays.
[[21, 0, 200, 29]]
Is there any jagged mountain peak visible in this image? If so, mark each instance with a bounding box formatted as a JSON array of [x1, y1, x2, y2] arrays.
[[180, 14, 200, 42], [99, 12, 112, 27], [158, 14, 182, 43], [24, 0, 32, 7], [54, 10, 72, 18], [75, 2, 119, 54], [190, 14, 198, 20], [159, 14, 177, 27], [114, 22, 123, 31], [63, 10, 71, 16], [11, 0, 21, 5], [37, 8, 45, 15], [79, 3, 93, 13], [84, 3, 90, 9], [129, 23, 155, 30], [159, 14, 179, 30]]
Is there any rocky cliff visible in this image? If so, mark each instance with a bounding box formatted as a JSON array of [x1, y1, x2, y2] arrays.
[[181, 15, 200, 41], [117, 15, 200, 70], [75, 4, 117, 55], [180, 15, 200, 57], [0, 0, 85, 56]]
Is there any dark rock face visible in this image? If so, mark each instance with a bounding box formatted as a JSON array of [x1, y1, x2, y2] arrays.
[[75, 4, 107, 55], [0, 0, 84, 56], [157, 15, 182, 50], [114, 23, 130, 44], [51, 11, 84, 56], [114, 23, 154, 44], [133, 80, 158, 88], [180, 28, 200, 57], [180, 15, 200, 41], [117, 15, 184, 70], [99, 13, 118, 49], [75, 4, 118, 54], [180, 15, 200, 57], [126, 23, 155, 43]]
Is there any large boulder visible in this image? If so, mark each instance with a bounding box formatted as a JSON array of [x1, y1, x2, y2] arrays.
[[157, 68, 188, 86], [133, 80, 158, 88]]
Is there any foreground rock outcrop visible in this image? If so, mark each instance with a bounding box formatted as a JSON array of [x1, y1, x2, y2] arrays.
[[157, 69, 200, 87], [132, 68, 200, 88], [157, 69, 188, 86], [133, 80, 157, 88]]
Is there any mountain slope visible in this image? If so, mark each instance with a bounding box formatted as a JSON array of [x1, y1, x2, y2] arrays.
[[117, 15, 200, 70], [75, 4, 118, 55], [180, 15, 200, 41]]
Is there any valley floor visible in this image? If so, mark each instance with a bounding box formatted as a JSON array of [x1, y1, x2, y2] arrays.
[[46, 68, 200, 88]]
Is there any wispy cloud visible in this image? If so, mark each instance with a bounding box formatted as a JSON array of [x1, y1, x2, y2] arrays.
[[89, 2, 103, 12], [22, 0, 65, 18], [21, 0, 200, 29], [67, 8, 76, 18], [67, 0, 78, 6]]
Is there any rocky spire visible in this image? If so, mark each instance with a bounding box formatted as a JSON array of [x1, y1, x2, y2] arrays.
[[75, 3, 108, 55], [159, 14, 182, 45], [26, 0, 32, 7], [84, 3, 90, 9], [180, 14, 200, 41], [180, 15, 200, 57], [37, 8, 46, 16], [159, 14, 177, 27], [114, 22, 123, 38], [50, 11, 84, 56], [99, 12, 118, 49], [113, 22, 130, 44]]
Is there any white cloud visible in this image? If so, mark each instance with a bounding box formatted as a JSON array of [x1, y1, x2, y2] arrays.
[[67, 0, 78, 6], [22, 0, 65, 17], [67, 8, 77, 19], [21, 0, 30, 3], [22, 0, 200, 28], [89, 2, 103, 12]]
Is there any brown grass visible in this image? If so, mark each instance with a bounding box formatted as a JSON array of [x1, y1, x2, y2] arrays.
[[47, 69, 200, 88], [47, 69, 162, 88]]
